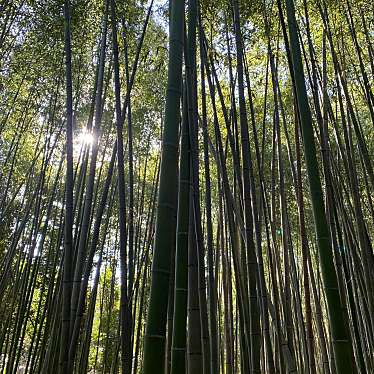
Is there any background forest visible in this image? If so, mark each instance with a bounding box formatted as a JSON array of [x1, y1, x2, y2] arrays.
[[0, 0, 373, 373]]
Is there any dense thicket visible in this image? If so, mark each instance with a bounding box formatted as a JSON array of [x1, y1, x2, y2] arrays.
[[0, 0, 373, 373]]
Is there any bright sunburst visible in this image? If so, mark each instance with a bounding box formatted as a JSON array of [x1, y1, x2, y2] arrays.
[[78, 129, 94, 145]]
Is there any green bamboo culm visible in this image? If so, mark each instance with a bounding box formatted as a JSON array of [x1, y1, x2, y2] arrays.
[[283, 0, 356, 372], [142, 0, 185, 373], [170, 90, 190, 374], [60, 0, 74, 372]]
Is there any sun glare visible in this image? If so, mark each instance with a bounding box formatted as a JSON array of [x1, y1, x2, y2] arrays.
[[78, 130, 94, 145]]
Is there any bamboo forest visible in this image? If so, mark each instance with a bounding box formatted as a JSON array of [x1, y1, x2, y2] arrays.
[[1, 0, 374, 373]]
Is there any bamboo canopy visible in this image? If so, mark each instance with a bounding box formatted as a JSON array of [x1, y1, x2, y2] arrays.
[[0, 0, 373, 373]]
